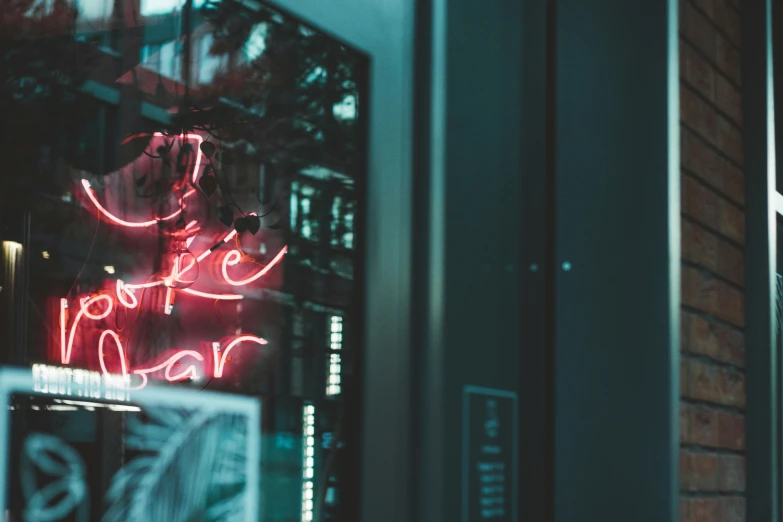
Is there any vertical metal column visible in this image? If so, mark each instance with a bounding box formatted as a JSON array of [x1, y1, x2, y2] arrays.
[[553, 0, 680, 520], [417, 0, 525, 521], [744, 0, 778, 520]]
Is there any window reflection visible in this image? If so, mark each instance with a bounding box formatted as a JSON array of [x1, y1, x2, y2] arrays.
[[0, 0, 365, 519]]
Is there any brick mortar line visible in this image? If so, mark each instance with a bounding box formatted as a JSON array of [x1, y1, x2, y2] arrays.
[[680, 349, 746, 373], [682, 308, 746, 339], [681, 259, 744, 292], [680, 174, 745, 217], [682, 0, 742, 52], [679, 443, 746, 456], [681, 307, 746, 336], [680, 396, 746, 414], [680, 492, 747, 499], [680, 120, 747, 169], [680, 443, 747, 457], [680, 121, 743, 171], [681, 304, 745, 333], [679, 34, 741, 91], [680, 212, 745, 253], [680, 78, 743, 133], [680, 165, 745, 209], [681, 169, 746, 214]]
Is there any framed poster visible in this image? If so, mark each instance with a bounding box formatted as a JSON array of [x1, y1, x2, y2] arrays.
[[0, 366, 260, 522]]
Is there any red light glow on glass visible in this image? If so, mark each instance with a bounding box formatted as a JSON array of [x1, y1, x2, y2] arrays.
[[79, 133, 204, 229], [63, 294, 113, 364], [98, 329, 128, 377], [60, 264, 274, 386], [55, 132, 285, 389]]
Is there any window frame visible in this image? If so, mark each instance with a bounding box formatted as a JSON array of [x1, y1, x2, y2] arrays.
[[745, 0, 779, 520], [259, 0, 416, 520]]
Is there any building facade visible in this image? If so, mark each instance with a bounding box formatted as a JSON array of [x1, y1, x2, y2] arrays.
[[2, 0, 783, 521]]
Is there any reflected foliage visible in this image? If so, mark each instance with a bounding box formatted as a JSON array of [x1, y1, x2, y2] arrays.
[[184, 0, 361, 176], [0, 0, 361, 221], [0, 0, 87, 200]]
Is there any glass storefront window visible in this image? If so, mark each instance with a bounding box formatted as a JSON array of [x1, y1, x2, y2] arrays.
[[0, 0, 365, 519]]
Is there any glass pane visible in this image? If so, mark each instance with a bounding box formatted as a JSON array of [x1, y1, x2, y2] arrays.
[[6, 376, 259, 522], [0, 0, 366, 519]]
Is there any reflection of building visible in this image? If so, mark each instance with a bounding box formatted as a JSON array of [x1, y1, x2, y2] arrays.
[[2, 1, 359, 520]]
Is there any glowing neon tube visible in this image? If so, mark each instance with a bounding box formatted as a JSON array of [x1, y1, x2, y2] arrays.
[[221, 246, 288, 287], [185, 220, 199, 249], [59, 299, 68, 363], [81, 180, 196, 228], [63, 294, 112, 364], [212, 336, 267, 378], [176, 228, 238, 280], [131, 350, 205, 390], [118, 278, 242, 304], [98, 330, 128, 378], [180, 288, 242, 300], [116, 280, 138, 308], [164, 287, 173, 315], [197, 229, 237, 263], [80, 295, 113, 320], [116, 279, 164, 309], [81, 132, 205, 228]]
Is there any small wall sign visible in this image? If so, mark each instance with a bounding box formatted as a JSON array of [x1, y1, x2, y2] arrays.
[[462, 385, 518, 522]]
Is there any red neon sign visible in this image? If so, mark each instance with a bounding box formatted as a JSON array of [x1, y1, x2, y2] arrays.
[[56, 132, 286, 389]]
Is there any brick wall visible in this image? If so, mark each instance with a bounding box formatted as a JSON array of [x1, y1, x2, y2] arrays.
[[679, 0, 746, 520]]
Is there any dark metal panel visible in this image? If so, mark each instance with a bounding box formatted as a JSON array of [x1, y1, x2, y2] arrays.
[[744, 0, 779, 520], [417, 0, 525, 521], [410, 0, 441, 520], [553, 0, 680, 520], [519, 0, 555, 519]]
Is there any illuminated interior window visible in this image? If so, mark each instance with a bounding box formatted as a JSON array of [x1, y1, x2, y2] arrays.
[[328, 196, 355, 250], [326, 316, 342, 396], [301, 403, 316, 522], [330, 197, 342, 247], [291, 183, 319, 241], [140, 44, 162, 71], [332, 94, 357, 121], [343, 212, 354, 249], [300, 199, 312, 239], [159, 41, 176, 78], [198, 35, 222, 84], [290, 182, 300, 231]]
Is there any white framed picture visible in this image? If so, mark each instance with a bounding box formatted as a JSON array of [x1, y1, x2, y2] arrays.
[[0, 365, 260, 522]]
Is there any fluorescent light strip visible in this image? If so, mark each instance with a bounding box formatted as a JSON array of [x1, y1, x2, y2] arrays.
[[301, 404, 315, 522], [54, 399, 141, 411], [326, 316, 343, 396]]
